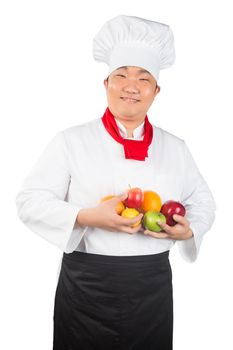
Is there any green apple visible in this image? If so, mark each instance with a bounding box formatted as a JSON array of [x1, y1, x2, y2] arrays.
[[143, 211, 166, 232]]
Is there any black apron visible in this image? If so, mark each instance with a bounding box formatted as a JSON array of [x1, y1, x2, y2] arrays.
[[53, 250, 173, 350]]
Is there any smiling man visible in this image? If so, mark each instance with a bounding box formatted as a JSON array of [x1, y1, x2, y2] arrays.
[[16, 15, 216, 350], [104, 66, 160, 137]]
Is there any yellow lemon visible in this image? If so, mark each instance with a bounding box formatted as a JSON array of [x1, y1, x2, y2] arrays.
[[121, 208, 141, 227]]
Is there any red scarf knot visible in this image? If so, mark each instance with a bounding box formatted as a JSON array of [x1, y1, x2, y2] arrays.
[[101, 107, 153, 161]]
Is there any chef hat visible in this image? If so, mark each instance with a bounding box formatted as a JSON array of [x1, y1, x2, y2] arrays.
[[93, 15, 175, 82]]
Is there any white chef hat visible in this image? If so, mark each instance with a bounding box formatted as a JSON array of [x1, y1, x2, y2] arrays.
[[93, 15, 175, 82]]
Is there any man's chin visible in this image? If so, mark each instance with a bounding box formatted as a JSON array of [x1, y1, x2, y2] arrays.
[[115, 106, 142, 119]]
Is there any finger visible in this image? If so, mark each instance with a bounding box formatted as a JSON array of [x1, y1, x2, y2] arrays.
[[144, 230, 169, 239], [156, 221, 174, 235], [120, 213, 143, 226], [121, 224, 142, 235], [138, 226, 144, 233], [105, 193, 127, 206], [117, 191, 128, 202], [172, 214, 187, 225]]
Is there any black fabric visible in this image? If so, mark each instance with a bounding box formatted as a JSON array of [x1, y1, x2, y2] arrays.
[[53, 251, 173, 350]]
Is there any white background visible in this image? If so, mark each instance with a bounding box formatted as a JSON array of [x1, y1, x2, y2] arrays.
[[1, 0, 233, 349]]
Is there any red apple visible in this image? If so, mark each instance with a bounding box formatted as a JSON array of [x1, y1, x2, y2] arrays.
[[160, 200, 186, 226], [124, 187, 143, 209]]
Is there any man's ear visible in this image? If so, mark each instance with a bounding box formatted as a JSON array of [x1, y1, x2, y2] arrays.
[[154, 85, 161, 96], [104, 77, 109, 89]]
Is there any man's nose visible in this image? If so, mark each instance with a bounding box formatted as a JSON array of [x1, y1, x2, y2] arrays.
[[122, 79, 140, 93]]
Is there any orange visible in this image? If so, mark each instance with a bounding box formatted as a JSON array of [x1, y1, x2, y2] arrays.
[[121, 208, 141, 227], [101, 195, 125, 215], [140, 190, 162, 213]]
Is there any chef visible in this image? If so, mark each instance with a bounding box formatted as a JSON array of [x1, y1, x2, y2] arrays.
[[16, 15, 216, 350]]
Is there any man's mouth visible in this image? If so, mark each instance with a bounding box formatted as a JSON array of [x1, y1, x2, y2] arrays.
[[120, 97, 140, 103]]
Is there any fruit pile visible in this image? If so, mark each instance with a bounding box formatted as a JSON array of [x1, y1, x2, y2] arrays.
[[101, 187, 186, 232]]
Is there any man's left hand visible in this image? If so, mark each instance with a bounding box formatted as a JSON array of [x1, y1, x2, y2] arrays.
[[143, 214, 193, 240]]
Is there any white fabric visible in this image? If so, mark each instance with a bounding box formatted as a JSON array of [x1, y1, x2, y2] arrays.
[[93, 15, 175, 81], [15, 132, 87, 253], [115, 118, 144, 139], [16, 117, 215, 264]]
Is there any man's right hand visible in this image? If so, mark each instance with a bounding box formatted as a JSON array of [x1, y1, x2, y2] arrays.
[[76, 192, 143, 234]]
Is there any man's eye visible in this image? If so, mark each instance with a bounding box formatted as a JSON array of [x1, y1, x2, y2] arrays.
[[139, 78, 149, 81], [116, 74, 126, 78]]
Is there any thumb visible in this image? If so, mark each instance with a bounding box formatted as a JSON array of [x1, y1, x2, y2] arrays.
[[117, 191, 128, 202], [102, 192, 128, 208]]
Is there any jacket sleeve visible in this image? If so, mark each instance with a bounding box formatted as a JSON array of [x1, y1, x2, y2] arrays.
[[15, 131, 87, 253], [177, 142, 216, 262]]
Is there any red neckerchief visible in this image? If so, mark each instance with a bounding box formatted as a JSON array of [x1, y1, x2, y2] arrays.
[[101, 107, 153, 161]]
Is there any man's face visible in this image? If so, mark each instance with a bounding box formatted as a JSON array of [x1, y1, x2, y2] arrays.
[[104, 66, 160, 121]]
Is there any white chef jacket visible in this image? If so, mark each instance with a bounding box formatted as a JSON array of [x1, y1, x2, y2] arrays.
[[16, 116, 216, 263]]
